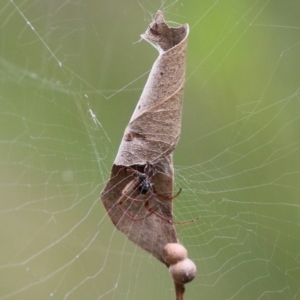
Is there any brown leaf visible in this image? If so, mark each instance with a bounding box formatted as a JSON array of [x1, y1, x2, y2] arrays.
[[101, 155, 177, 263], [101, 11, 189, 263], [114, 11, 189, 166]]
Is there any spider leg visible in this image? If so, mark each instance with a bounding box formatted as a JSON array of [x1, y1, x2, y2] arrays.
[[122, 193, 151, 203], [153, 188, 182, 201], [118, 178, 141, 204], [118, 192, 172, 223], [144, 201, 173, 223], [117, 201, 154, 221], [124, 167, 141, 176], [144, 201, 200, 224], [118, 180, 153, 220], [118, 189, 199, 225]]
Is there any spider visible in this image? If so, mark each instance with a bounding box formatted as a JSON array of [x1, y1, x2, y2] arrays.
[[117, 164, 181, 223]]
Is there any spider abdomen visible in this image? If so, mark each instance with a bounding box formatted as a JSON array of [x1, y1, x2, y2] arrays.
[[138, 175, 152, 195]]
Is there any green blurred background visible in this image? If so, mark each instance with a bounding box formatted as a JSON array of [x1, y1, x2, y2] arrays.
[[1, 1, 300, 299]]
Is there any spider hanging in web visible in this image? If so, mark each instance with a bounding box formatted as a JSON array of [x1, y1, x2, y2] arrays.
[[117, 163, 181, 223]]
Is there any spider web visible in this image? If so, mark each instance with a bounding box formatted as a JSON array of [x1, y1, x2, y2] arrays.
[[1, 0, 300, 299]]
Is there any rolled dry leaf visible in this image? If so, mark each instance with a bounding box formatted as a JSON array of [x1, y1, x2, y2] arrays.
[[101, 11, 189, 264], [114, 10, 189, 166], [101, 155, 177, 263]]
